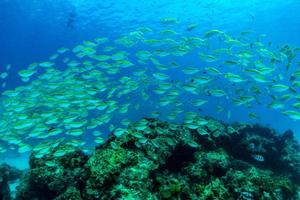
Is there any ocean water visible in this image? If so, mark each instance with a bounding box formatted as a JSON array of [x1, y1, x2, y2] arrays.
[[0, 0, 300, 170]]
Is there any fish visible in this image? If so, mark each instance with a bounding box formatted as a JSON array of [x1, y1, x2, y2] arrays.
[[248, 112, 258, 119], [186, 24, 198, 31], [0, 25, 299, 158], [250, 74, 269, 83], [270, 84, 290, 92], [94, 137, 105, 144], [207, 89, 226, 97], [113, 128, 127, 137], [6, 64, 11, 71], [224, 73, 246, 83], [282, 110, 300, 120], [268, 102, 285, 110], [223, 60, 239, 66], [205, 67, 222, 75], [199, 53, 219, 62], [153, 72, 169, 80], [293, 103, 300, 109], [0, 72, 8, 79], [160, 17, 179, 25], [182, 67, 200, 75], [204, 29, 224, 38], [18, 69, 36, 78], [160, 29, 177, 35], [252, 154, 264, 162], [191, 99, 208, 107], [182, 83, 198, 94], [193, 75, 212, 85]]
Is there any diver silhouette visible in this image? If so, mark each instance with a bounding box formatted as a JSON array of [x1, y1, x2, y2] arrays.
[[67, 10, 76, 29]]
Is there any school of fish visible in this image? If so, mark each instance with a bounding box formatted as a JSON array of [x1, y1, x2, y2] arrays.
[[0, 18, 299, 157]]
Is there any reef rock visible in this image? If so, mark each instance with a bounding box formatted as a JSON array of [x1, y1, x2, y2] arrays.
[[15, 146, 88, 200], [15, 117, 300, 199], [0, 163, 23, 200]]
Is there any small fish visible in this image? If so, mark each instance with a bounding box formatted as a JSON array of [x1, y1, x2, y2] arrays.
[[251, 74, 269, 83], [204, 29, 224, 38], [270, 84, 289, 92], [248, 112, 257, 119], [199, 53, 219, 62], [153, 72, 169, 80], [39, 61, 54, 68], [57, 48, 69, 54], [193, 75, 212, 85], [205, 67, 222, 75], [252, 154, 264, 162], [0, 72, 8, 79], [192, 99, 208, 107], [293, 103, 300, 109], [6, 64, 11, 71], [94, 137, 105, 144], [18, 69, 36, 78], [186, 24, 198, 31], [208, 89, 226, 97], [160, 17, 179, 25], [224, 73, 245, 83], [182, 67, 200, 75], [282, 110, 300, 120], [160, 29, 177, 35], [268, 102, 285, 110], [223, 60, 238, 65]]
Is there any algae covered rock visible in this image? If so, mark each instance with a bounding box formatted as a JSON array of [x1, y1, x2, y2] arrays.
[[54, 187, 82, 200], [15, 117, 300, 200], [15, 145, 88, 200]]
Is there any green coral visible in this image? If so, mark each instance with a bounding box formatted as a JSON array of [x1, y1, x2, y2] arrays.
[[108, 158, 158, 199], [251, 174, 293, 195], [186, 149, 230, 180], [54, 187, 82, 200], [84, 147, 139, 199], [156, 175, 188, 199], [15, 145, 88, 200], [197, 178, 230, 200], [15, 117, 300, 200]]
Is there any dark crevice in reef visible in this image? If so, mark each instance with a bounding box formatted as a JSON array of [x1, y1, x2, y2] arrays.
[[8, 117, 300, 200], [162, 144, 197, 173]]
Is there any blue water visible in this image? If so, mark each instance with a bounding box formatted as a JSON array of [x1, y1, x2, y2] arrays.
[[0, 0, 300, 168]]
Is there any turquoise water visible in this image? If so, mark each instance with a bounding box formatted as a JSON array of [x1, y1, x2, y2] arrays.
[[0, 0, 300, 170]]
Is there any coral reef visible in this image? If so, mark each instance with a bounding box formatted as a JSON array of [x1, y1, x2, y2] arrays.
[[0, 163, 23, 200], [15, 117, 300, 199], [16, 146, 88, 200]]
